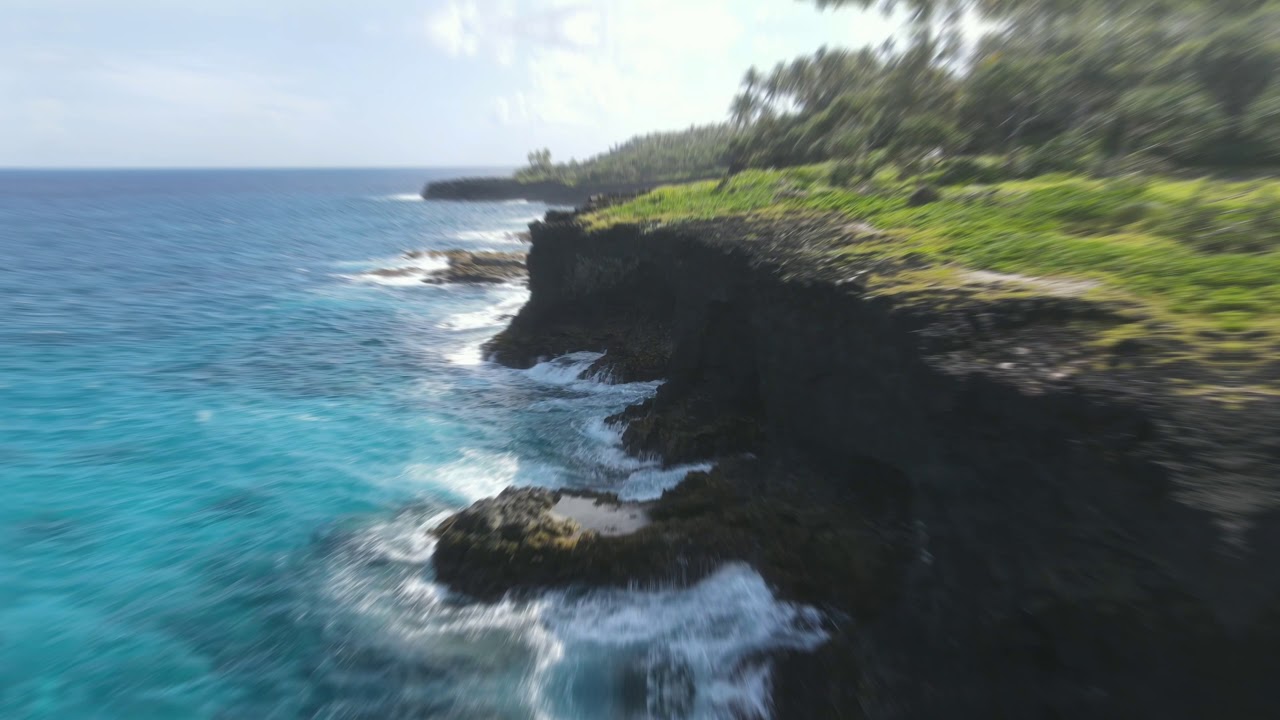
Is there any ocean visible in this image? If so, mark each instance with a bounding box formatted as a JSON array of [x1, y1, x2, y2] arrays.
[[0, 169, 822, 719]]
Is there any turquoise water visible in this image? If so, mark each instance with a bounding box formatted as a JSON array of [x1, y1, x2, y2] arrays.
[[0, 169, 822, 719]]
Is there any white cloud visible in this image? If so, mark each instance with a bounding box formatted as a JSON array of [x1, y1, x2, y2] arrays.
[[426, 0, 750, 137], [419, 0, 923, 159], [492, 91, 531, 125], [426, 0, 601, 59], [427, 0, 482, 57]]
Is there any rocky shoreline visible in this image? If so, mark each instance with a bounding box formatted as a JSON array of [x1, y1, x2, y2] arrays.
[[430, 205, 1279, 718], [362, 250, 526, 285]]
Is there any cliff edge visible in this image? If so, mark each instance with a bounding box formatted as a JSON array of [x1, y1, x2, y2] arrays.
[[435, 171, 1280, 719]]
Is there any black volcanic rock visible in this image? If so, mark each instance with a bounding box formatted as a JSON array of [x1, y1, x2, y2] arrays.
[[433, 462, 900, 612], [437, 207, 1280, 719]]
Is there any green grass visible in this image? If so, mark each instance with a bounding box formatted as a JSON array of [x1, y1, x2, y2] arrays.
[[587, 167, 1280, 346]]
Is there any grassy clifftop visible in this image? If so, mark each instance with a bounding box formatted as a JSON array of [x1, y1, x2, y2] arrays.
[[586, 166, 1279, 394]]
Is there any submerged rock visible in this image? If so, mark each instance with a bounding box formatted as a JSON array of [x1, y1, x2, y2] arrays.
[[361, 250, 525, 286], [415, 250, 526, 284], [365, 267, 420, 278]]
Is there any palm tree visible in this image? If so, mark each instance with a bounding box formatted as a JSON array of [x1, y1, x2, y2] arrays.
[[730, 91, 759, 128]]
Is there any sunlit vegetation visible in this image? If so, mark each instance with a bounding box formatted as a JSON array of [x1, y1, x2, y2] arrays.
[[514, 125, 732, 186], [520, 0, 1278, 364], [726, 1, 1280, 172], [520, 1, 1279, 185], [588, 166, 1280, 343]]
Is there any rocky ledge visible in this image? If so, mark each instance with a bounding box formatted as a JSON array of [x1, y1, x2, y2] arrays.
[[365, 250, 526, 285], [433, 466, 898, 613], [432, 208, 1279, 719], [411, 250, 525, 284]]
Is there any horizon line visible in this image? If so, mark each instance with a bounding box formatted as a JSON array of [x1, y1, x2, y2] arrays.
[[0, 165, 517, 172]]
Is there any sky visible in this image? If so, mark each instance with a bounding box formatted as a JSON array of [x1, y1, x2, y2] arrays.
[[0, 0, 912, 168]]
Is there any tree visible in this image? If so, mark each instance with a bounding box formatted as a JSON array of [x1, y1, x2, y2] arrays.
[[526, 148, 552, 173], [1184, 17, 1280, 140], [1117, 84, 1225, 161], [730, 92, 760, 129], [514, 126, 735, 185]]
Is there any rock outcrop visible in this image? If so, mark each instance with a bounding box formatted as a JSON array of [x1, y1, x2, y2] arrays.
[[436, 209, 1280, 719], [408, 250, 526, 284]]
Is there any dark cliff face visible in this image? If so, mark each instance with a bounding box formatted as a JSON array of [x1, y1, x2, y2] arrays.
[[479, 214, 1280, 719], [421, 176, 663, 206]]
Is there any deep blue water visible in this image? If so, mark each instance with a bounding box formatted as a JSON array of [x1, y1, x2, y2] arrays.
[[0, 169, 822, 719]]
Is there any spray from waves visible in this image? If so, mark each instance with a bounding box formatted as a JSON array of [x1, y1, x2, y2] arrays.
[[321, 510, 826, 720], [346, 253, 451, 286], [523, 352, 611, 386], [312, 507, 554, 719], [519, 354, 717, 501], [534, 565, 827, 719], [444, 340, 487, 366], [380, 193, 425, 202], [521, 352, 663, 396], [439, 285, 529, 331], [575, 418, 715, 502], [452, 229, 528, 245], [400, 448, 563, 504], [618, 462, 716, 502]]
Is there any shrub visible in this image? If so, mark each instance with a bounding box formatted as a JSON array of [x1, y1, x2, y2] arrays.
[[1024, 132, 1096, 176], [829, 159, 861, 187], [925, 156, 1015, 186], [1144, 191, 1280, 254]]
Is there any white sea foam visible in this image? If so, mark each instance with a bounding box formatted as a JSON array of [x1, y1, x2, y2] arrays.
[[402, 449, 522, 503], [523, 351, 604, 385], [444, 339, 486, 366], [329, 525, 826, 720], [618, 462, 716, 502], [439, 308, 505, 332], [568, 416, 716, 500], [439, 286, 528, 331], [453, 229, 526, 244], [519, 353, 714, 498], [535, 564, 828, 718], [349, 273, 420, 287], [354, 510, 451, 565], [572, 417, 646, 471], [402, 253, 451, 271], [522, 352, 663, 395], [382, 193, 423, 202], [348, 252, 451, 286]]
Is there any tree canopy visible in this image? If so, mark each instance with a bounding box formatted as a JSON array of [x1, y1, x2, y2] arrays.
[[519, 0, 1280, 186], [720, 0, 1280, 172], [515, 125, 733, 186]]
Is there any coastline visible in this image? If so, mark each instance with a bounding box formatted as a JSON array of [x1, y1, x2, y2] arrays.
[[421, 176, 711, 206], [430, 196, 1280, 718]]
